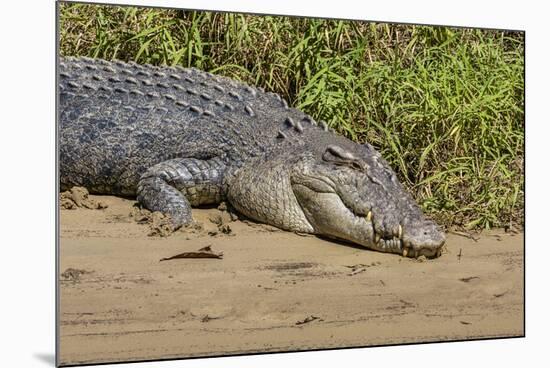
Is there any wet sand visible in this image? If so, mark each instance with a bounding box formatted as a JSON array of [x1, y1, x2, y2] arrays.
[[58, 194, 524, 366]]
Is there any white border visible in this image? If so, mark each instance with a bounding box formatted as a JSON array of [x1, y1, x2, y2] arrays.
[[2, 1, 547, 367]]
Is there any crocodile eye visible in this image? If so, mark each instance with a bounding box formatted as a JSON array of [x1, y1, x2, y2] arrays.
[[322, 145, 366, 171]]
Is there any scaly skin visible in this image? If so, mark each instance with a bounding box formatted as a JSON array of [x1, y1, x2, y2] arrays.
[[59, 57, 445, 258]]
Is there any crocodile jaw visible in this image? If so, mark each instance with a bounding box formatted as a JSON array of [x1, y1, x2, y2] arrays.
[[292, 183, 376, 248], [291, 183, 445, 258]]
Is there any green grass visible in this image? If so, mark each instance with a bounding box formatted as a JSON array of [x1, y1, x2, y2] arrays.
[[59, 3, 525, 230]]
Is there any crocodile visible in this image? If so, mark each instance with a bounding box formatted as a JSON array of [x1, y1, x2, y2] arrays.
[[59, 56, 445, 258]]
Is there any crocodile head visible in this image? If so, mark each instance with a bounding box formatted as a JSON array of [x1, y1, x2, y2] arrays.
[[227, 134, 445, 258], [289, 140, 445, 258]]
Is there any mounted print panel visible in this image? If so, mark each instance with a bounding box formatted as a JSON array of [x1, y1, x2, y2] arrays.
[[57, 2, 524, 366]]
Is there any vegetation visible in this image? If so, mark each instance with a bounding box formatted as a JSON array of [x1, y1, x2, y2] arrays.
[[59, 3, 525, 230]]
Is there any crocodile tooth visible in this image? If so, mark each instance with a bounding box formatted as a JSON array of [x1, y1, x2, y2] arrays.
[[398, 224, 403, 239], [402, 248, 408, 257], [366, 211, 372, 221], [374, 233, 380, 244]]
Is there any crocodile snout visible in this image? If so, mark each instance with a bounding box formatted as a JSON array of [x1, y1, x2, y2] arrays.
[[401, 220, 446, 258]]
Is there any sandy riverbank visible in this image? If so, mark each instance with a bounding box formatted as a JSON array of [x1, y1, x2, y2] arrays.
[[59, 194, 524, 366]]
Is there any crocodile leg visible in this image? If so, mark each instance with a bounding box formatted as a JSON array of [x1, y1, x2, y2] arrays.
[[137, 157, 226, 229]]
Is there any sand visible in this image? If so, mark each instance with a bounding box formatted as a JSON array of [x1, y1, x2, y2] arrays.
[[58, 193, 524, 366]]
